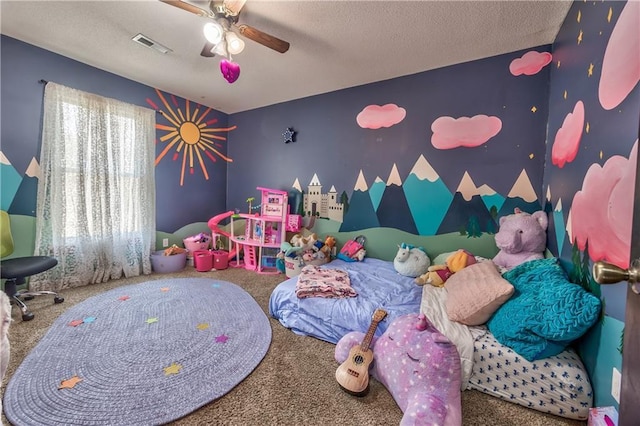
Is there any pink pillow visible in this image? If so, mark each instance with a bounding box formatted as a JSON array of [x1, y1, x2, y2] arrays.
[[445, 260, 514, 326]]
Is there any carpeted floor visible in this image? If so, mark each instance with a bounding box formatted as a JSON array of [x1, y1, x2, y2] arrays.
[[2, 266, 586, 425]]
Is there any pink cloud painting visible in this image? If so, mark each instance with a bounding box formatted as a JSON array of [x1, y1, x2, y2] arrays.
[[356, 104, 406, 129], [509, 51, 553, 76], [551, 101, 585, 168], [431, 115, 502, 150], [570, 141, 638, 269], [599, 1, 640, 110]]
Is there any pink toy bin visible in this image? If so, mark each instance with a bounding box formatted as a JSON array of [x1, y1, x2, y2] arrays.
[[193, 250, 214, 272], [212, 250, 229, 270], [183, 234, 211, 259]]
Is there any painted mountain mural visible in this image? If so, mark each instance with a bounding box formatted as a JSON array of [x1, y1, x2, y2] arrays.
[[340, 170, 380, 232], [9, 157, 40, 216], [1, 151, 22, 211], [376, 164, 418, 234], [437, 192, 498, 236], [333, 157, 541, 237], [553, 198, 566, 256], [369, 177, 385, 211], [437, 172, 500, 235], [482, 192, 505, 214], [497, 169, 541, 216], [403, 155, 452, 236]]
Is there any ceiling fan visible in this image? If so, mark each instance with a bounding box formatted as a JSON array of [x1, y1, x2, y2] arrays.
[[160, 0, 290, 57]]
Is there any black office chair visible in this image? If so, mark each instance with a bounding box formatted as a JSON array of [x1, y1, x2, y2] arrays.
[[1, 211, 63, 321]]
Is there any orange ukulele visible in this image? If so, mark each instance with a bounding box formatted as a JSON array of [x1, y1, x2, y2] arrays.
[[335, 308, 387, 395]]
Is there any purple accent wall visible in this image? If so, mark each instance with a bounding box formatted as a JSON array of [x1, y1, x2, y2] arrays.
[[227, 49, 550, 218], [1, 35, 229, 232]]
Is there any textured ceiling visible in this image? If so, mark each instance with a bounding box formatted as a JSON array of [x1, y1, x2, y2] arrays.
[[1, 1, 572, 114]]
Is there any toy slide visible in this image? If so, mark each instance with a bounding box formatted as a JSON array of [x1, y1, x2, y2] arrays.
[[207, 211, 238, 261]]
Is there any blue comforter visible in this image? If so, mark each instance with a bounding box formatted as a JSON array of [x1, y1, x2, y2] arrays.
[[268, 258, 423, 344]]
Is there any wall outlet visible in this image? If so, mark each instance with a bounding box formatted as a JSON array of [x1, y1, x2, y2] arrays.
[[611, 367, 621, 404], [162, 238, 169, 248]]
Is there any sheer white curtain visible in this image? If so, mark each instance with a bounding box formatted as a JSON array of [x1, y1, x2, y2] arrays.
[[31, 83, 156, 291]]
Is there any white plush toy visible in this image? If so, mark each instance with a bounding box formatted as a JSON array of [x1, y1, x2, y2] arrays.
[[393, 243, 431, 277]]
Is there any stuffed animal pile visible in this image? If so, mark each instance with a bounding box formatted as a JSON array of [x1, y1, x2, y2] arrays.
[[335, 313, 462, 425], [415, 249, 476, 286], [492, 209, 548, 270], [276, 233, 336, 274]]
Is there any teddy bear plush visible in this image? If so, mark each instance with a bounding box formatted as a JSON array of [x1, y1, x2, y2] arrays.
[[414, 249, 476, 286], [319, 236, 336, 258], [492, 209, 548, 270], [335, 313, 462, 426]]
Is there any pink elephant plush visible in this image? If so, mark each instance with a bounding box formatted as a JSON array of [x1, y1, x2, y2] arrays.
[[492, 209, 548, 270], [335, 313, 462, 426]]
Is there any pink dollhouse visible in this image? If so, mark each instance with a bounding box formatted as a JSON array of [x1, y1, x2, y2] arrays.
[[229, 187, 300, 274]]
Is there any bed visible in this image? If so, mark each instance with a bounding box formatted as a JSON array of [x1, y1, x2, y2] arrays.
[[269, 258, 422, 344], [269, 256, 597, 421]]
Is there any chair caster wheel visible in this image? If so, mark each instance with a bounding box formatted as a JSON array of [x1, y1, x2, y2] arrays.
[[54, 296, 64, 304], [23, 295, 34, 301], [22, 312, 35, 321]]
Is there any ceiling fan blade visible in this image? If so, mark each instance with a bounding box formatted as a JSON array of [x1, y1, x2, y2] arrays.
[[159, 0, 211, 17], [223, 0, 246, 16], [200, 42, 217, 57], [236, 24, 289, 53]]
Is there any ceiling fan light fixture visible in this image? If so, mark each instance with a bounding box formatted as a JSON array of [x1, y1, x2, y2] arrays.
[[203, 22, 224, 44], [226, 32, 245, 55], [212, 40, 229, 58]]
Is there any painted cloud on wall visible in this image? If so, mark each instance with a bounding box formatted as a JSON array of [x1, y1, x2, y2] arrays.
[[431, 115, 502, 150], [569, 141, 637, 269], [509, 51, 553, 76], [551, 101, 584, 168], [356, 104, 406, 129], [598, 1, 640, 110]]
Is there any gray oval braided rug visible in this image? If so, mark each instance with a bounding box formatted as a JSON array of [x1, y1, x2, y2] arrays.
[[4, 278, 272, 426]]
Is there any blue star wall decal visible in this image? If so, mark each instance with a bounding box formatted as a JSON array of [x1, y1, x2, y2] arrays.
[[283, 127, 296, 143]]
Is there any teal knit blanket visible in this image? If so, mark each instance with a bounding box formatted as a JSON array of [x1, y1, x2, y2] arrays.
[[487, 258, 601, 361]]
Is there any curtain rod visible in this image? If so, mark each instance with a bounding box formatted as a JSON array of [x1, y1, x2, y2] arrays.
[[37, 79, 161, 114]]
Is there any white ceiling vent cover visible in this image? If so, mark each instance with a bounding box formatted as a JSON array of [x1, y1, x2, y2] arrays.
[[132, 33, 172, 54]]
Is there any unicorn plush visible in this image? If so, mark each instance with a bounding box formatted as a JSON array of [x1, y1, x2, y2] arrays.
[[393, 243, 431, 277]]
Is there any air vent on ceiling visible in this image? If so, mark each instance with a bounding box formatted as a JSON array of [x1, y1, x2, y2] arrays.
[[132, 33, 172, 54]]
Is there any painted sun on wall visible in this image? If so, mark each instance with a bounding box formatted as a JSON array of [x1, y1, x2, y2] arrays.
[[146, 89, 235, 186]]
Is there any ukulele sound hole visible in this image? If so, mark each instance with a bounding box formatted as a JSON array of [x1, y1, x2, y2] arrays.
[[353, 354, 365, 365]]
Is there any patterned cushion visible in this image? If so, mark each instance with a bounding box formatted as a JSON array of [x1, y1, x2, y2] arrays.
[[445, 261, 514, 326], [468, 331, 593, 420], [487, 258, 601, 361]]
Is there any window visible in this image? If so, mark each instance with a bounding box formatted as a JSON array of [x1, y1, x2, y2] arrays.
[[31, 83, 156, 291]]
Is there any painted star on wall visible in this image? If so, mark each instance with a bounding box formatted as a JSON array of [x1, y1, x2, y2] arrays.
[[146, 317, 159, 324], [215, 334, 229, 343], [283, 127, 296, 143]]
